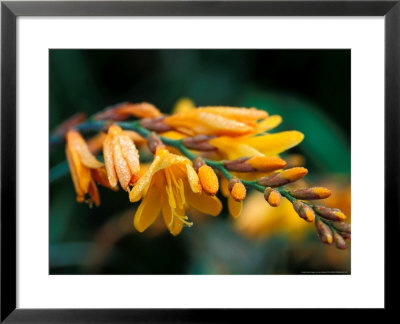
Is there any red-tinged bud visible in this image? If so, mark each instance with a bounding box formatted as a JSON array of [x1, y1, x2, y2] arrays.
[[53, 112, 86, 136], [333, 231, 347, 249], [293, 200, 315, 222], [341, 232, 351, 240], [290, 187, 331, 200], [182, 135, 216, 151], [192, 157, 206, 171], [140, 116, 173, 132], [331, 221, 351, 233], [314, 206, 346, 221], [257, 167, 308, 187], [147, 133, 165, 154], [315, 218, 333, 244], [264, 187, 281, 207], [224, 157, 254, 172]]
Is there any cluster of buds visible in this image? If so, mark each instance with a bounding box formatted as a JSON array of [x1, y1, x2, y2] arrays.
[[255, 166, 350, 249]]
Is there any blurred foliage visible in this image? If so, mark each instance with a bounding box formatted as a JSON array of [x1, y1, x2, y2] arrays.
[[50, 50, 350, 274]]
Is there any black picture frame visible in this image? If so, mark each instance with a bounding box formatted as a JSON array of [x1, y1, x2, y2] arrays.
[[1, 0, 398, 321]]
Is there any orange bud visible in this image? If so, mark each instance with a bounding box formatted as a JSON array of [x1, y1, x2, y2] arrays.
[[246, 156, 287, 172], [257, 167, 308, 187], [264, 187, 281, 207], [293, 200, 315, 222], [198, 165, 219, 196], [228, 177, 241, 192], [314, 206, 346, 221], [315, 218, 333, 244], [290, 187, 331, 200], [231, 182, 246, 202]]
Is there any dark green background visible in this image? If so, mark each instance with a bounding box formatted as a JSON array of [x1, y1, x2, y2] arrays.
[[50, 50, 350, 274]]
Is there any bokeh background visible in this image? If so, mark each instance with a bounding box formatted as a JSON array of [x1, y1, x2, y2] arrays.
[[50, 49, 351, 274]]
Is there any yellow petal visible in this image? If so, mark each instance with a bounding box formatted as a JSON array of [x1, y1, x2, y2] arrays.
[[228, 196, 242, 218], [196, 107, 268, 123], [185, 163, 202, 193], [165, 111, 253, 136], [173, 98, 195, 114], [256, 115, 282, 133], [185, 186, 222, 216], [66, 130, 103, 168], [209, 136, 262, 160], [103, 135, 118, 188], [243, 131, 304, 156], [118, 134, 140, 181], [129, 153, 163, 202], [133, 179, 162, 232], [112, 137, 132, 191]]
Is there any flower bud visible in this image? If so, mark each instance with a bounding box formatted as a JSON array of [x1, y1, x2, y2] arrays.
[[264, 187, 281, 207], [228, 177, 241, 192], [246, 156, 287, 172], [224, 156, 286, 172], [230, 181, 246, 202], [197, 165, 219, 196], [182, 135, 216, 151], [341, 232, 351, 240], [331, 221, 351, 233], [147, 132, 165, 154], [140, 116, 172, 132], [315, 218, 333, 244], [257, 167, 308, 187], [314, 206, 346, 221], [192, 156, 206, 171], [333, 231, 347, 249], [293, 200, 315, 222], [290, 187, 331, 200]]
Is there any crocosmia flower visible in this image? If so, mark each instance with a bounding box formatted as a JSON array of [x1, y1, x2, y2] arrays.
[[103, 124, 140, 191], [65, 130, 108, 206], [129, 147, 222, 236]]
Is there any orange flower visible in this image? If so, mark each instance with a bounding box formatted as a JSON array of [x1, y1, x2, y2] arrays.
[[65, 130, 113, 206], [164, 106, 269, 136], [103, 124, 141, 191], [129, 148, 222, 236]]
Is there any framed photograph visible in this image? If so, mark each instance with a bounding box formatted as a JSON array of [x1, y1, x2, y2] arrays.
[[1, 0, 398, 321]]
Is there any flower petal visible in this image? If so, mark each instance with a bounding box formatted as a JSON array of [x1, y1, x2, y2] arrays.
[[112, 137, 132, 191], [161, 192, 184, 236], [256, 115, 282, 133], [209, 136, 262, 160], [243, 131, 304, 156], [185, 187, 222, 216], [67, 130, 103, 169], [228, 196, 242, 218], [103, 135, 118, 188], [133, 179, 162, 232], [118, 134, 140, 181]]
